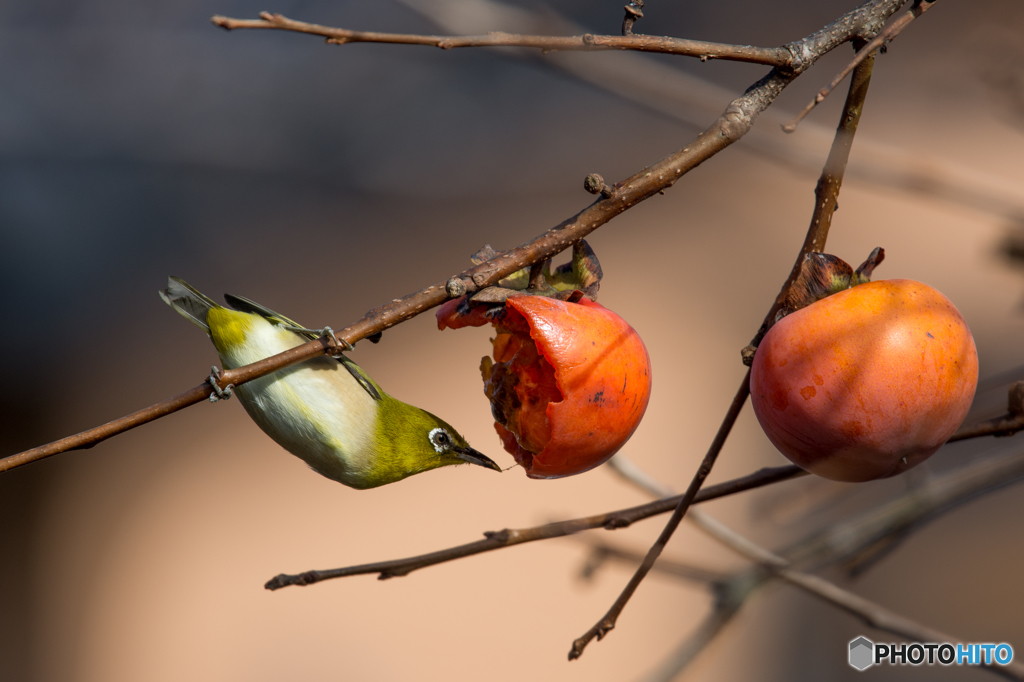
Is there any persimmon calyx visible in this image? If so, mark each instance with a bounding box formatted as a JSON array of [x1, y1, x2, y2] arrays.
[[783, 247, 886, 319], [439, 239, 604, 330]]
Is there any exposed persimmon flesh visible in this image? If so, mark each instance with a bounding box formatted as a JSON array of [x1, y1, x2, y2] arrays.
[[482, 323, 562, 459]]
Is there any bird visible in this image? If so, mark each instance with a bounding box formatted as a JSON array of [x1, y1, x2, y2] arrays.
[[159, 276, 500, 489]]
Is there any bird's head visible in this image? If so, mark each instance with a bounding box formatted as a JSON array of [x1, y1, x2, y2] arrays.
[[364, 400, 502, 488], [424, 422, 502, 472]]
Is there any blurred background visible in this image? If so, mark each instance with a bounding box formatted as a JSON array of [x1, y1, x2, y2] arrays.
[[2, 0, 1024, 680]]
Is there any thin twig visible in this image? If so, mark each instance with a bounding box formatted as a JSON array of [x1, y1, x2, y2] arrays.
[[787, 449, 1024, 574], [947, 413, 1024, 442], [210, 12, 791, 66], [743, 52, 876, 361], [568, 374, 750, 659], [612, 455, 1024, 682], [263, 464, 804, 589], [607, 456, 763, 680], [687, 509, 1024, 681], [280, 428, 1024, 593], [783, 0, 936, 132], [398, 0, 1024, 224], [528, 260, 548, 290], [610, 447, 1024, 681]]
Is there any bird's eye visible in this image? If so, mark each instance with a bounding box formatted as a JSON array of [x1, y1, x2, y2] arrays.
[[428, 427, 452, 453]]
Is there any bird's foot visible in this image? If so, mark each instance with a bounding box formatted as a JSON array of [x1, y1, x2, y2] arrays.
[[319, 326, 354, 355], [207, 366, 234, 402], [282, 324, 353, 356]]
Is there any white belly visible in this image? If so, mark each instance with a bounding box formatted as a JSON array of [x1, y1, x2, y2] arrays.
[[215, 318, 380, 486]]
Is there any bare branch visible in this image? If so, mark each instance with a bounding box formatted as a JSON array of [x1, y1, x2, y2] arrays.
[[788, 449, 1024, 575], [569, 373, 750, 659], [687, 509, 1024, 681], [611, 447, 1024, 681], [948, 413, 1024, 442], [784, 0, 937, 132], [263, 464, 804, 589], [948, 381, 1024, 441], [744, 53, 876, 360], [399, 0, 1024, 224], [210, 12, 791, 66]]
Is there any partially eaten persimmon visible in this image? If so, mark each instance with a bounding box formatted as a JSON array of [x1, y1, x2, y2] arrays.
[[441, 294, 652, 478]]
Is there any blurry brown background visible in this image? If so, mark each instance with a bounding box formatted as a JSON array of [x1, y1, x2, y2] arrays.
[[2, 1, 1023, 680]]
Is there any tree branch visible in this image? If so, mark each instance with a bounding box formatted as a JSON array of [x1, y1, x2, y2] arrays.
[[569, 372, 750, 659], [948, 414, 1024, 442], [743, 52, 876, 361], [399, 0, 1024, 225], [610, 455, 1024, 682], [947, 379, 1024, 442], [687, 509, 1024, 681], [784, 0, 937, 132], [787, 449, 1024, 575], [210, 11, 792, 67], [263, 464, 804, 589]]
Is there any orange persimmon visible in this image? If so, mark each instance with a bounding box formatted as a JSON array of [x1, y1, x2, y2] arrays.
[[750, 279, 978, 482], [440, 294, 652, 478]]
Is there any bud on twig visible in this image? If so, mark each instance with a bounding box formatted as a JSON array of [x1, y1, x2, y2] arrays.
[[446, 277, 467, 298]]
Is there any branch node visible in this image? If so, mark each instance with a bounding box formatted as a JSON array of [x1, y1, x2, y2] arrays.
[[584, 173, 613, 197], [603, 518, 631, 530], [445, 277, 468, 298], [483, 529, 511, 542]]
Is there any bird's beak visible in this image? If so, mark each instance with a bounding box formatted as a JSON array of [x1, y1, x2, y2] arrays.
[[453, 445, 502, 472]]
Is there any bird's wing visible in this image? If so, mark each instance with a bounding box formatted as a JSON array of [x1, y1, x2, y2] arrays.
[[337, 355, 383, 402], [224, 292, 383, 402], [223, 293, 309, 336]]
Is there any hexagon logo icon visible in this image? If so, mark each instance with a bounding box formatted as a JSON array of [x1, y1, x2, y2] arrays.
[[849, 636, 874, 670]]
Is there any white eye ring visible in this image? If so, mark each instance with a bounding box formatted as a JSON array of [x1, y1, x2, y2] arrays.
[[428, 427, 451, 453]]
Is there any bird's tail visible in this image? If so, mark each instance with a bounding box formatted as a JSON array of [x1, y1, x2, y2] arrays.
[[159, 276, 219, 333]]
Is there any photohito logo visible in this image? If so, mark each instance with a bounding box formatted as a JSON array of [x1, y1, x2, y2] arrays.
[[848, 637, 1015, 671]]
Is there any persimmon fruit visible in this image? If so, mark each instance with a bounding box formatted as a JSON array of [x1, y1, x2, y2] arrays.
[[439, 294, 652, 478], [750, 279, 978, 482]]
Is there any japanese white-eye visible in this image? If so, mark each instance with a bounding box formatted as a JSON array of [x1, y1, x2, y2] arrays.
[[160, 277, 500, 489]]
